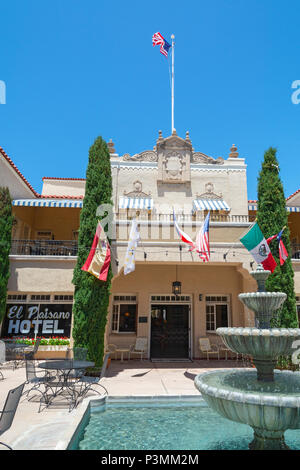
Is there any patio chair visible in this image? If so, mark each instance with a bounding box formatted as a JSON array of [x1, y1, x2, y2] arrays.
[[129, 337, 148, 361], [0, 341, 6, 380], [75, 353, 110, 403], [23, 357, 55, 411], [198, 338, 220, 360], [24, 337, 42, 360], [0, 382, 25, 450], [105, 344, 117, 360], [67, 347, 89, 380]]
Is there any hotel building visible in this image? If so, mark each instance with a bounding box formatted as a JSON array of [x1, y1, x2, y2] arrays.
[[1, 130, 300, 359]]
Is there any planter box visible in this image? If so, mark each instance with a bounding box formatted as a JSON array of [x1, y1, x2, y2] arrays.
[[35, 345, 69, 360]]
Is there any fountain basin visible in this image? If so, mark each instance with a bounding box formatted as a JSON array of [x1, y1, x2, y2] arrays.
[[195, 369, 300, 450]]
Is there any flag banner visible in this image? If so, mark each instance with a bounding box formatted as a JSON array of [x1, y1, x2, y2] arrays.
[[267, 228, 288, 266], [124, 219, 140, 275], [152, 32, 171, 57], [195, 212, 210, 262], [173, 209, 195, 249], [240, 222, 277, 272], [81, 221, 111, 281]]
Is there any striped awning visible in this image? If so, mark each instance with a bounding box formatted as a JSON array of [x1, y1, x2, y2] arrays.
[[248, 203, 300, 213], [193, 199, 230, 212], [12, 199, 83, 208], [119, 196, 153, 210]]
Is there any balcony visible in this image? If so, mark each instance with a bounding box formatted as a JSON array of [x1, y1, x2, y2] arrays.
[[115, 212, 253, 223], [10, 239, 78, 257]]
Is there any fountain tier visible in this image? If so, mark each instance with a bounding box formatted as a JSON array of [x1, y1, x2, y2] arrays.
[[217, 327, 300, 381]]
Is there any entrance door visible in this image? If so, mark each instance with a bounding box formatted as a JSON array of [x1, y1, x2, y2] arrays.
[[150, 304, 189, 358]]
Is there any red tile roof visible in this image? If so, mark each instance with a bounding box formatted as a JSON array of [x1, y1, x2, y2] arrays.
[[40, 195, 84, 199], [0, 145, 39, 197], [286, 189, 300, 201], [42, 177, 86, 181]]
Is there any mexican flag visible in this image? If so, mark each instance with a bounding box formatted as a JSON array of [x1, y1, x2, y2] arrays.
[[240, 222, 277, 273]]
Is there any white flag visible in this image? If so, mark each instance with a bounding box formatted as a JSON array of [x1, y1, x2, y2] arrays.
[[124, 219, 140, 275]]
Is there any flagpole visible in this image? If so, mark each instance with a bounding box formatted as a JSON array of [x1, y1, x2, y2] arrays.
[[171, 34, 175, 133]]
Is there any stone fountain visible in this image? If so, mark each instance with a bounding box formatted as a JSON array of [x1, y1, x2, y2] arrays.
[[195, 265, 300, 450]]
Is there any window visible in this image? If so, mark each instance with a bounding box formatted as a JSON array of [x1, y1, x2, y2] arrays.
[[111, 296, 137, 333], [297, 297, 300, 323], [206, 296, 230, 332]]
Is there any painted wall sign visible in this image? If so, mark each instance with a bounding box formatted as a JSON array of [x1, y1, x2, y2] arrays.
[[1, 304, 72, 338]]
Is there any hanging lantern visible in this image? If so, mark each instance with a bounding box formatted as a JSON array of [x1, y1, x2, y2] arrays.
[[172, 281, 181, 296]]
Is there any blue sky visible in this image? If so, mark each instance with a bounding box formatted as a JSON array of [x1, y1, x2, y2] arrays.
[[0, 0, 300, 200]]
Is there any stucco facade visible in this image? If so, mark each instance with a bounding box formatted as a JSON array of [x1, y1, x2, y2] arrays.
[[1, 132, 300, 359]]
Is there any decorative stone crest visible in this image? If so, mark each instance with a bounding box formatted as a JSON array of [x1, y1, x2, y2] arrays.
[[196, 182, 222, 199], [157, 130, 192, 184], [123, 180, 151, 197]]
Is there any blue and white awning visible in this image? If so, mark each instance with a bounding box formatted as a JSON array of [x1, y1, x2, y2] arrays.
[[12, 199, 83, 208], [119, 196, 153, 210], [248, 203, 300, 213], [193, 199, 230, 212]]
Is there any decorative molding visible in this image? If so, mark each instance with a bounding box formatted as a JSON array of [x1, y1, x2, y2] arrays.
[[192, 152, 224, 165], [122, 150, 158, 162]]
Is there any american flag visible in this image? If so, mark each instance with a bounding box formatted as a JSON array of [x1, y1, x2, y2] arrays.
[[152, 32, 171, 57], [195, 212, 210, 261]]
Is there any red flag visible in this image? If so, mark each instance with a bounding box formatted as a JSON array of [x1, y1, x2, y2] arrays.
[[81, 221, 111, 281], [266, 228, 288, 266]]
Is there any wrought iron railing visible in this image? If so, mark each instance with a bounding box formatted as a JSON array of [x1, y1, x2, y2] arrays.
[[10, 240, 78, 257]]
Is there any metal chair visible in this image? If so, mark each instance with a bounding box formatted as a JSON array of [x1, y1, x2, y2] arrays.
[[23, 357, 54, 411], [198, 337, 219, 360], [66, 347, 89, 380], [0, 341, 6, 380], [129, 337, 148, 361], [105, 344, 117, 360], [75, 353, 110, 403], [0, 382, 25, 450]]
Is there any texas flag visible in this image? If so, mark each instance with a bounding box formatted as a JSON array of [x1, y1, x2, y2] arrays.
[[173, 209, 195, 250], [240, 222, 277, 273], [81, 221, 111, 281]]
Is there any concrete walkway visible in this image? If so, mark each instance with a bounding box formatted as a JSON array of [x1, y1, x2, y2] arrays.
[[0, 359, 243, 450]]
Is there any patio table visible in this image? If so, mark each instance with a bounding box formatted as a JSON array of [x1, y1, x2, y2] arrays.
[[115, 348, 130, 363], [5, 343, 31, 368], [38, 360, 95, 410]]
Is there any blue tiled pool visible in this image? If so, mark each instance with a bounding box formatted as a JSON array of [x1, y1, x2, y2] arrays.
[[68, 397, 300, 450]]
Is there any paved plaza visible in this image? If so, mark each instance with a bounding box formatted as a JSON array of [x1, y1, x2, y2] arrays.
[[0, 359, 244, 450]]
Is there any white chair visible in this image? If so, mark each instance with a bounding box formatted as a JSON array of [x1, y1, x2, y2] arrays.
[[129, 337, 148, 361], [199, 338, 219, 360], [106, 344, 117, 360]]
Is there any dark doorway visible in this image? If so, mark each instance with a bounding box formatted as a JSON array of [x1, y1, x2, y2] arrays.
[[150, 304, 190, 358]]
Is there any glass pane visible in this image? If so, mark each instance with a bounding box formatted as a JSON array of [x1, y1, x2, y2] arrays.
[[216, 304, 228, 328], [119, 304, 137, 333]]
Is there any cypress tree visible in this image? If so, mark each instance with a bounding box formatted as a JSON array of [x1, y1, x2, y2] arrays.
[[256, 147, 298, 328], [72, 136, 113, 366], [0, 187, 13, 323]]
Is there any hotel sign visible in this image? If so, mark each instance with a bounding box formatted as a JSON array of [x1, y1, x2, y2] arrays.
[[1, 304, 72, 338]]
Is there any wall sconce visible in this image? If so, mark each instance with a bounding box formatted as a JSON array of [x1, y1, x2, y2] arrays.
[[199, 294, 203, 301]]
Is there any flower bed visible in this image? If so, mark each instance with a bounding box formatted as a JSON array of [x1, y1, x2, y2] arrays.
[[2, 336, 70, 346]]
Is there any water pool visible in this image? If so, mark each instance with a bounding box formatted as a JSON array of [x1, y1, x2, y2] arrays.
[[69, 398, 300, 450]]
